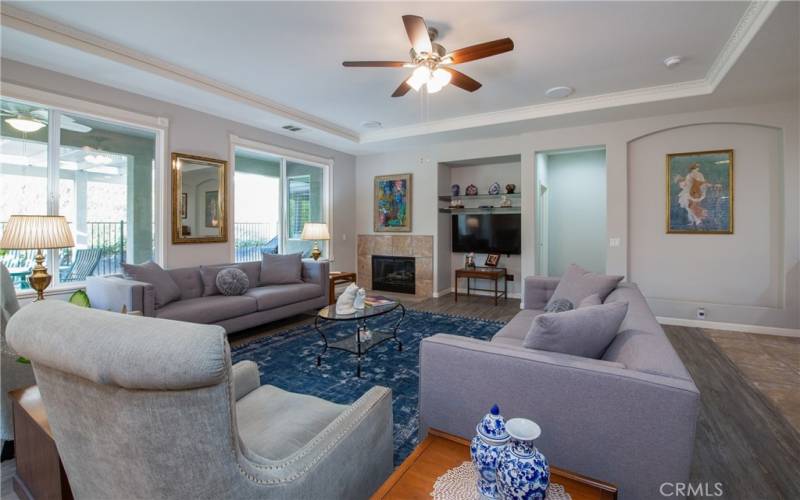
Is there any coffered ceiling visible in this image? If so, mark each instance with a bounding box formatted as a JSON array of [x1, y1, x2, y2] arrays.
[[0, 1, 795, 153]]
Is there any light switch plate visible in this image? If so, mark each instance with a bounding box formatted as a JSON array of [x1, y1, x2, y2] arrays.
[[609, 237, 621, 248]]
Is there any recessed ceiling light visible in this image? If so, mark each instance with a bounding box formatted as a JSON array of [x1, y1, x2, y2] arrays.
[[663, 56, 682, 68], [545, 86, 573, 99], [361, 120, 382, 129], [281, 124, 302, 132]]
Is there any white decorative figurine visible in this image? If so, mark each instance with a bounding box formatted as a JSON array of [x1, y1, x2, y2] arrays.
[[353, 288, 366, 310], [335, 283, 359, 314]]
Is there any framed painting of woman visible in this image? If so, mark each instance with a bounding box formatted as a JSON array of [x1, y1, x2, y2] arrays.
[[666, 149, 733, 234]]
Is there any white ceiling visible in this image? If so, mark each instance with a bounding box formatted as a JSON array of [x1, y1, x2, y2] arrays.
[[1, 1, 796, 154]]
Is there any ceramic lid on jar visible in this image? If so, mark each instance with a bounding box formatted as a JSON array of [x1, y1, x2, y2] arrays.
[[476, 404, 509, 441]]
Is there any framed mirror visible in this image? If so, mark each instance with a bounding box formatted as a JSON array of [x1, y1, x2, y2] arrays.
[[172, 152, 227, 244]]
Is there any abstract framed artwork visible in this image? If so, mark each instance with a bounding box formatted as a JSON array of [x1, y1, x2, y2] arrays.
[[205, 190, 220, 228], [374, 173, 412, 232], [666, 149, 734, 234]]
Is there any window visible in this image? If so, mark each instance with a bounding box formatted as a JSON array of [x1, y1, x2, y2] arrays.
[[233, 143, 329, 262], [1, 96, 158, 292]]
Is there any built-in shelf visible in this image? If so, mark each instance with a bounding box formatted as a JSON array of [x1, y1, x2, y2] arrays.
[[439, 206, 521, 214], [438, 193, 521, 202]]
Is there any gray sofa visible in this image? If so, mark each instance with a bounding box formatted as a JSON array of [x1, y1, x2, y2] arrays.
[[7, 301, 393, 499], [420, 276, 700, 500], [86, 259, 329, 334]]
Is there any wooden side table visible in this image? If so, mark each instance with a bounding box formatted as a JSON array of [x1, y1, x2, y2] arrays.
[[372, 429, 617, 500], [454, 267, 508, 306], [329, 271, 357, 304], [9, 386, 73, 500]]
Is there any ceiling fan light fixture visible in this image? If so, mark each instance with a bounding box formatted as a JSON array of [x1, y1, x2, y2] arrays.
[[407, 66, 430, 91], [432, 68, 452, 87], [5, 117, 46, 133]]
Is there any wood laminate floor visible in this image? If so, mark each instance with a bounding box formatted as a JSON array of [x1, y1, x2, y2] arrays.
[[2, 293, 798, 500]]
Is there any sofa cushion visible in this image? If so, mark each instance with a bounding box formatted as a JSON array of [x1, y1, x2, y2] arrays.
[[547, 264, 623, 308], [246, 283, 324, 311], [122, 261, 180, 309], [260, 253, 303, 285], [237, 384, 346, 460], [200, 262, 261, 296], [167, 267, 205, 300], [544, 298, 574, 313], [491, 309, 544, 347], [523, 302, 628, 359], [155, 295, 257, 324], [578, 293, 602, 308], [602, 329, 692, 380], [216, 268, 249, 296]]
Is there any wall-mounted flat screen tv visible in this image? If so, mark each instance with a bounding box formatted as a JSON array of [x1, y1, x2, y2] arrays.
[[451, 214, 521, 255]]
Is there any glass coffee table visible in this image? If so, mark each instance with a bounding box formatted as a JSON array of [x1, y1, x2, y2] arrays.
[[314, 298, 405, 377]]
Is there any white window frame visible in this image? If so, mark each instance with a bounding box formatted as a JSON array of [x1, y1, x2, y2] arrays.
[[229, 134, 333, 262], [1, 83, 169, 297]]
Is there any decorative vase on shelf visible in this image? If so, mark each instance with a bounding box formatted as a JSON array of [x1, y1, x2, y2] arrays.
[[505, 183, 516, 194], [470, 404, 510, 499], [499, 195, 512, 208], [451, 184, 461, 196], [496, 418, 549, 500], [466, 184, 478, 196], [488, 182, 501, 195]]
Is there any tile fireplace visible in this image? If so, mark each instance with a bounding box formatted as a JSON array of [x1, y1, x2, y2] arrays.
[[372, 255, 416, 294]]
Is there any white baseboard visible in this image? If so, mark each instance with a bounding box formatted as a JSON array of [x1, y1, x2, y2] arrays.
[[657, 316, 800, 338]]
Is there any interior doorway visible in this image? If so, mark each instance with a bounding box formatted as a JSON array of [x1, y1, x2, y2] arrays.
[[535, 147, 607, 276]]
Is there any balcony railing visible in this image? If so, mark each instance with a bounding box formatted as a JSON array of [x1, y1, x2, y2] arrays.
[[2, 221, 280, 289]]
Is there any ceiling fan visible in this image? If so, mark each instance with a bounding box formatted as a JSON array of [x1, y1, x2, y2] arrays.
[[343, 15, 513, 97], [1, 104, 92, 133]]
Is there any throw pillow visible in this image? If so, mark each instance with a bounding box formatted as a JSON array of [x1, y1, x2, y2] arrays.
[[122, 261, 181, 309], [523, 301, 629, 359], [215, 268, 249, 296], [544, 298, 574, 313], [578, 293, 602, 308], [547, 264, 623, 309], [260, 253, 303, 285]]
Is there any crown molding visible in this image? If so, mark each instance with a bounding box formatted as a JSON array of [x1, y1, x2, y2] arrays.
[[1, 1, 778, 148], [0, 4, 359, 143]]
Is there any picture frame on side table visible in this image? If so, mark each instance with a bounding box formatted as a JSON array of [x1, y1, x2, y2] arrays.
[[485, 253, 501, 267]]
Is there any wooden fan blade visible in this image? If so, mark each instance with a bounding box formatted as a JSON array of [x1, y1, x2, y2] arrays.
[[443, 68, 482, 92], [446, 38, 514, 64], [391, 80, 412, 97], [402, 15, 433, 54], [342, 61, 408, 68]]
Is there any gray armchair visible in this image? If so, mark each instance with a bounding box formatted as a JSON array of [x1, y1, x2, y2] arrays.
[[8, 301, 393, 499]]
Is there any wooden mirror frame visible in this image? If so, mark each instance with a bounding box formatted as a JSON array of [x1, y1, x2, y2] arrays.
[[171, 152, 228, 244]]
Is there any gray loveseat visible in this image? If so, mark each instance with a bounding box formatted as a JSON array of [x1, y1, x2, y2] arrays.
[[8, 301, 393, 499], [87, 259, 329, 334], [419, 276, 700, 500]]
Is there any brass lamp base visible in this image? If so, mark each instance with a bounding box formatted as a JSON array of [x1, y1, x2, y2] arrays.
[[310, 241, 322, 261], [27, 249, 52, 301]]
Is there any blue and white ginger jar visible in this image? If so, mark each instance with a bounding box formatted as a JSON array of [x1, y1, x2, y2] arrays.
[[470, 404, 510, 499], [496, 418, 549, 500]]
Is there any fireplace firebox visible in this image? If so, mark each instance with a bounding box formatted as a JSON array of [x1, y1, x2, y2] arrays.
[[372, 255, 416, 294]]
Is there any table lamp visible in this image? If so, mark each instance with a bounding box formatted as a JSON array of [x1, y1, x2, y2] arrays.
[[0, 215, 75, 300], [301, 223, 330, 261]]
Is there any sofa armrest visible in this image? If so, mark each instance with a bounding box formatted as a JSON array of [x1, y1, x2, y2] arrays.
[[522, 276, 560, 309], [86, 276, 155, 317], [302, 259, 330, 300], [237, 385, 393, 499], [419, 334, 699, 500], [232, 360, 261, 401]]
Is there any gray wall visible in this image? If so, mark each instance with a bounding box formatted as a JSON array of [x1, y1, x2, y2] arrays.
[[545, 149, 607, 276], [1, 59, 357, 273]]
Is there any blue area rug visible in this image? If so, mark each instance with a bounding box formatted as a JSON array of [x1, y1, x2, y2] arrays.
[[231, 309, 505, 464]]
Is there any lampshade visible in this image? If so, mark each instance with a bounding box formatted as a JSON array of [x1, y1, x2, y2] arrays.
[[301, 223, 330, 241], [0, 215, 75, 250]]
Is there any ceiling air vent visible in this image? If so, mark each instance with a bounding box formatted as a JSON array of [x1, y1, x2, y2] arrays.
[[282, 124, 303, 132]]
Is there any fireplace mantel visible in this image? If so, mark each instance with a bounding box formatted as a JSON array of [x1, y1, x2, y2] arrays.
[[357, 235, 433, 297]]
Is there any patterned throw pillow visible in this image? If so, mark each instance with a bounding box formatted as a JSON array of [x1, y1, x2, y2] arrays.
[[544, 298, 574, 313], [215, 267, 249, 296]]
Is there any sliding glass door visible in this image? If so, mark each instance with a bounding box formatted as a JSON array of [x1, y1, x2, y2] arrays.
[[1, 97, 157, 291], [233, 146, 329, 262]]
